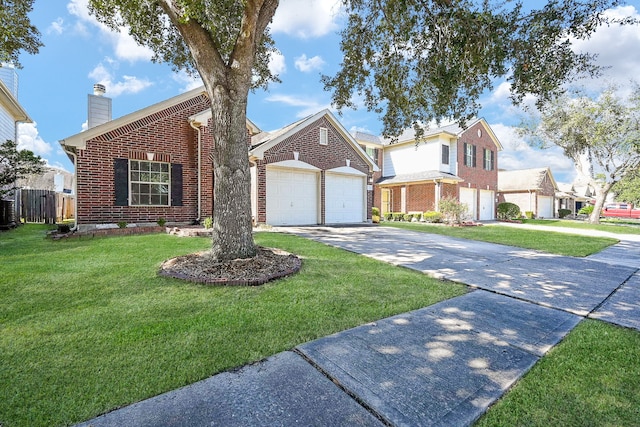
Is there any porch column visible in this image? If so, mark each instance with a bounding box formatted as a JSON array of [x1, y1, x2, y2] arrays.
[[434, 181, 441, 211]]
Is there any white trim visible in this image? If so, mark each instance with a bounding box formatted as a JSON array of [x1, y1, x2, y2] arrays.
[[326, 166, 367, 176], [267, 159, 321, 171]]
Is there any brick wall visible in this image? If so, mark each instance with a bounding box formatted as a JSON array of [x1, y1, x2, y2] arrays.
[[255, 116, 373, 223], [456, 121, 499, 215], [76, 94, 212, 229]]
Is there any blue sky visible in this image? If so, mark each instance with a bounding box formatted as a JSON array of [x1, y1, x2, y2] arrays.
[[12, 0, 640, 184]]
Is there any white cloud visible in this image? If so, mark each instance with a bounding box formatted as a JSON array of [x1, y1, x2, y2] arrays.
[[571, 5, 640, 90], [491, 123, 576, 183], [172, 70, 203, 92], [88, 61, 153, 97], [294, 54, 325, 72], [17, 122, 54, 157], [265, 93, 331, 118], [268, 50, 287, 75], [47, 18, 65, 35], [67, 0, 153, 63], [271, 0, 342, 38]]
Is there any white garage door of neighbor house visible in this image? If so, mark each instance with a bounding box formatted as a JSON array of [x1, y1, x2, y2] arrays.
[[538, 196, 554, 219], [266, 168, 318, 225], [325, 173, 365, 223], [459, 187, 477, 220], [479, 190, 495, 221]]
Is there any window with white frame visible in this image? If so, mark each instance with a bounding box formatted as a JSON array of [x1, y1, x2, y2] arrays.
[[319, 127, 328, 145], [464, 143, 476, 167], [129, 160, 170, 206], [483, 148, 494, 171]]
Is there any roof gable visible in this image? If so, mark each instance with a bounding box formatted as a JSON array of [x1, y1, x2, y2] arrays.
[[0, 79, 31, 123], [498, 167, 558, 192], [249, 109, 379, 172]]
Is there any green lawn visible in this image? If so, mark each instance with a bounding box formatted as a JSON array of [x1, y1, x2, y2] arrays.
[[476, 320, 640, 427], [522, 218, 640, 235], [383, 221, 618, 256], [0, 225, 466, 427]]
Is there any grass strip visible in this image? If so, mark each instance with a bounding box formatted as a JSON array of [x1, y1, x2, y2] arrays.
[[383, 222, 618, 257], [522, 218, 640, 235], [475, 320, 640, 427], [0, 225, 465, 427]]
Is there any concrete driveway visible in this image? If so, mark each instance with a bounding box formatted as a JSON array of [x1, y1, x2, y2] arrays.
[[283, 225, 640, 325]]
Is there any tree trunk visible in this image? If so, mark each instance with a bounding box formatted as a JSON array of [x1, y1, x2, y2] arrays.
[[588, 182, 612, 224], [208, 82, 256, 261]]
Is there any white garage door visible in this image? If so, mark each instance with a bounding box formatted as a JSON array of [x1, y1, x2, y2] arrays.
[[266, 168, 318, 225], [479, 190, 495, 221], [538, 196, 554, 219], [459, 187, 477, 220], [325, 173, 365, 223]]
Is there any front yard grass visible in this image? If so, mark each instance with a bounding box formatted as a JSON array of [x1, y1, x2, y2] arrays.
[[0, 225, 466, 427], [383, 221, 618, 256], [522, 218, 640, 235], [476, 320, 640, 426]]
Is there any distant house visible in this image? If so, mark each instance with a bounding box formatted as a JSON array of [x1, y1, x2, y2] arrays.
[[498, 167, 559, 218], [59, 86, 377, 230], [354, 118, 502, 220]]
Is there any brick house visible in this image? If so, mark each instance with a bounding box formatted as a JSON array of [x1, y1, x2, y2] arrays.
[[60, 87, 377, 230], [498, 167, 559, 218], [354, 118, 502, 220]]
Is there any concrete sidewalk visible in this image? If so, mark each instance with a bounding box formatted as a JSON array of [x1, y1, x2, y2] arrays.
[[77, 225, 639, 427]]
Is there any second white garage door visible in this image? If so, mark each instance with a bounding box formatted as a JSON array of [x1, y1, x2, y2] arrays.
[[479, 190, 495, 220], [266, 168, 318, 225], [459, 187, 477, 220], [538, 196, 554, 218], [325, 173, 365, 223]]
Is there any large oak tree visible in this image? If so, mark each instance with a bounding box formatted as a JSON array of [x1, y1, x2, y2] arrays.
[[522, 86, 640, 223], [85, 0, 629, 259]]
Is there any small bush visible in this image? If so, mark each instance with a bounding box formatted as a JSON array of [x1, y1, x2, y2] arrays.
[[157, 217, 167, 227], [203, 216, 213, 229], [578, 205, 594, 215], [423, 211, 442, 223], [392, 212, 404, 221], [525, 211, 534, 219], [372, 215, 380, 223], [440, 197, 468, 225], [117, 221, 127, 229], [384, 212, 393, 221], [372, 207, 380, 217], [497, 202, 521, 220], [403, 213, 413, 222], [412, 213, 422, 222], [558, 209, 571, 218]]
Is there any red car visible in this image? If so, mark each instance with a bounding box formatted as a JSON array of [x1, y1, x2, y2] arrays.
[[602, 203, 640, 219]]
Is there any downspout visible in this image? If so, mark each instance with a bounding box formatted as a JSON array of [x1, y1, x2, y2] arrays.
[[61, 144, 79, 231], [434, 179, 441, 212], [189, 120, 202, 222]]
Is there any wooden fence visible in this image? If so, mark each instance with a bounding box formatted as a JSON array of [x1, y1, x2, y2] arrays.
[[16, 189, 75, 224]]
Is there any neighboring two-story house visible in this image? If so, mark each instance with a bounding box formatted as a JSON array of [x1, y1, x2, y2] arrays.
[[355, 118, 502, 220]]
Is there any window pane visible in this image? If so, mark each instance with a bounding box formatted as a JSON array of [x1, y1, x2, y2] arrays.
[[161, 163, 169, 173], [130, 161, 139, 171], [151, 162, 160, 172]]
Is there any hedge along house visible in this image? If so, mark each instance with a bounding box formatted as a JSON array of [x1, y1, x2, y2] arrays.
[[361, 118, 502, 220], [60, 87, 377, 230]]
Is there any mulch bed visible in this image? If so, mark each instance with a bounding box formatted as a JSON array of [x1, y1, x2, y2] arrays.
[[158, 246, 302, 286]]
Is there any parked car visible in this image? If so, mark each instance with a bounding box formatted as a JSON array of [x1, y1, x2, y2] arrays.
[[602, 203, 640, 219]]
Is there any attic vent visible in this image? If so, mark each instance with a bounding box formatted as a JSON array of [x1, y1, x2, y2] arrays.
[[319, 127, 328, 145]]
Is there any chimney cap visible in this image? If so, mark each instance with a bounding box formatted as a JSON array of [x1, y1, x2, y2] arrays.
[[93, 83, 106, 96]]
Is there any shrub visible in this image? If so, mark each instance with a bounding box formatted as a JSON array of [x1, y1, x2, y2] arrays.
[[392, 212, 404, 221], [117, 221, 127, 229], [157, 217, 167, 227], [403, 213, 413, 222], [372, 207, 380, 217], [412, 213, 422, 222], [203, 216, 213, 229], [423, 211, 442, 223], [525, 211, 534, 219], [497, 202, 521, 220], [578, 205, 594, 215], [372, 215, 380, 223], [384, 212, 393, 221], [558, 209, 571, 218], [439, 197, 468, 225]]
